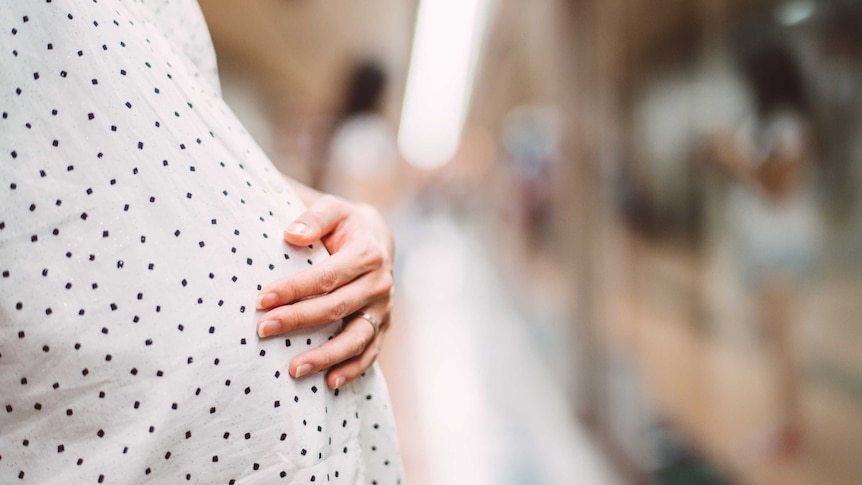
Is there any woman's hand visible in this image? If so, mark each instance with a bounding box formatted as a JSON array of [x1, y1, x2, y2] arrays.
[[255, 194, 394, 389]]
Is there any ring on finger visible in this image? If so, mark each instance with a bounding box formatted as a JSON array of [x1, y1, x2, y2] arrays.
[[351, 311, 380, 335]]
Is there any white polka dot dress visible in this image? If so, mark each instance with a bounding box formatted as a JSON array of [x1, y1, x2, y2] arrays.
[[0, 1, 404, 483]]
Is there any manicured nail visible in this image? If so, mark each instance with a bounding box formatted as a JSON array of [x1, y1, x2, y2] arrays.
[[257, 320, 280, 338], [285, 222, 309, 237], [333, 376, 345, 389], [256, 292, 278, 310], [294, 363, 313, 378]]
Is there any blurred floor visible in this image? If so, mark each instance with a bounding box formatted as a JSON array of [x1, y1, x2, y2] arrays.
[[378, 205, 620, 485]]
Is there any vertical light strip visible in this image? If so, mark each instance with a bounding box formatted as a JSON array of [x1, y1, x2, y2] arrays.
[[397, 0, 492, 170]]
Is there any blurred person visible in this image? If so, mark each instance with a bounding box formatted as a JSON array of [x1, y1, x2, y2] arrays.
[[322, 60, 400, 209], [0, 1, 402, 483], [501, 105, 560, 249], [708, 43, 822, 460]]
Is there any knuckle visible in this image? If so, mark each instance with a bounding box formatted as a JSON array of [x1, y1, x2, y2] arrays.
[[351, 334, 369, 357], [281, 310, 303, 330], [376, 271, 394, 297], [328, 299, 350, 321], [318, 350, 338, 369], [319, 265, 340, 293], [276, 284, 297, 304], [364, 243, 384, 268]]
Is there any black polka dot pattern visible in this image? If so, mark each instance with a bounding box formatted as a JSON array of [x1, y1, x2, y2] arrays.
[[0, 1, 403, 483]]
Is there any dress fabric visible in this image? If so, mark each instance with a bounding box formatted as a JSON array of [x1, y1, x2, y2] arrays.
[[0, 1, 403, 483]]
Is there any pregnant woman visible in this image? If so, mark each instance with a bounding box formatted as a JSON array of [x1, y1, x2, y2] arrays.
[[0, 0, 403, 483]]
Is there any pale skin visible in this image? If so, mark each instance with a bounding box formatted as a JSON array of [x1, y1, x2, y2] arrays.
[[256, 181, 395, 391]]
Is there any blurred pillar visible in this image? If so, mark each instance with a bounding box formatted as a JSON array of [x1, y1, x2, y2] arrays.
[[554, 0, 649, 481]]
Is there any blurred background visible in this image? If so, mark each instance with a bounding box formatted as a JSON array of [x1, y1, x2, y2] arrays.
[[199, 0, 862, 483]]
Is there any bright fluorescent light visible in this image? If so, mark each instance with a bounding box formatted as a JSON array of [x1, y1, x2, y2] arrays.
[[776, 0, 815, 26], [398, 0, 492, 170]]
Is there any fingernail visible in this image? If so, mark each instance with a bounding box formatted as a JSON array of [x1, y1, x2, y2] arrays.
[[257, 320, 280, 338], [256, 292, 278, 310], [333, 376, 345, 389], [285, 222, 309, 236], [294, 363, 313, 378]]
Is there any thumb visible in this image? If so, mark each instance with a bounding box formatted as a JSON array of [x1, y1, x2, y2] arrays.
[[283, 195, 348, 245]]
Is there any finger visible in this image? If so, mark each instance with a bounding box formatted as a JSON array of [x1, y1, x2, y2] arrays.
[[287, 311, 380, 383], [325, 330, 385, 389], [256, 240, 386, 310], [257, 270, 391, 338], [283, 195, 349, 246]]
